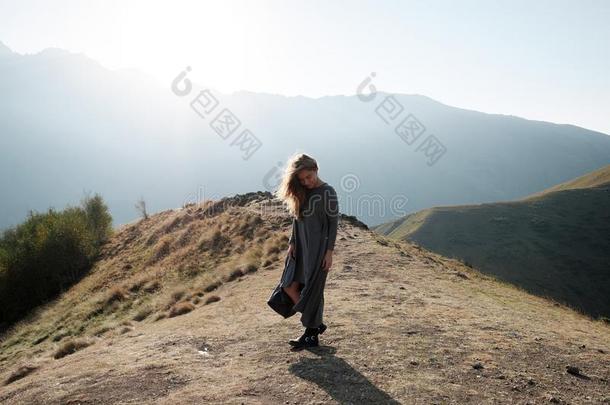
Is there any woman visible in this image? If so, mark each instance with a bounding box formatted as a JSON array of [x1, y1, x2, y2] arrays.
[[275, 153, 339, 349]]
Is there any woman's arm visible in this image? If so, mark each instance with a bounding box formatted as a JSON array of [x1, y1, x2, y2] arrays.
[[325, 186, 339, 251], [289, 217, 296, 245], [321, 186, 338, 271], [288, 217, 296, 258]]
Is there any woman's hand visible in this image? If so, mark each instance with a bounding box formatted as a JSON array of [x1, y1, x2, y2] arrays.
[[288, 243, 296, 259], [322, 250, 333, 271]]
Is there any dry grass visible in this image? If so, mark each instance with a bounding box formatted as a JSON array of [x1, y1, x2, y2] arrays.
[[103, 286, 129, 308], [4, 365, 38, 386], [91, 325, 113, 337], [51, 330, 71, 342], [168, 302, 195, 318], [204, 295, 221, 305], [223, 268, 244, 282], [142, 279, 161, 293], [174, 224, 195, 248], [148, 235, 173, 264], [169, 289, 186, 304], [53, 338, 93, 359], [198, 226, 230, 254], [153, 312, 167, 322], [264, 239, 282, 256], [132, 307, 154, 322], [203, 280, 222, 293], [126, 274, 153, 293]]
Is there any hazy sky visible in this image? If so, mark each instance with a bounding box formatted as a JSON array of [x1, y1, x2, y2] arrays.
[[1, 0, 609, 134]]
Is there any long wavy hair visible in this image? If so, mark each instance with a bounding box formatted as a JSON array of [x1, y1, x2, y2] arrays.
[[275, 153, 320, 219]]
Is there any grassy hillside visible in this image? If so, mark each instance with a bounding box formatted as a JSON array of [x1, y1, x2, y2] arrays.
[[374, 164, 610, 319], [0, 191, 291, 363], [0, 192, 609, 403], [524, 163, 610, 199]]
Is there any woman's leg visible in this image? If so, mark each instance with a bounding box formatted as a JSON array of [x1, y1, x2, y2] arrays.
[[282, 281, 302, 304]]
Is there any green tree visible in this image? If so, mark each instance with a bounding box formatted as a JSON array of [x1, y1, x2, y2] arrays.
[[0, 194, 113, 330], [81, 192, 113, 249]]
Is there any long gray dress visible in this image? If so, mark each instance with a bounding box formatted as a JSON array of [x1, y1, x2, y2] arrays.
[[280, 182, 339, 328]]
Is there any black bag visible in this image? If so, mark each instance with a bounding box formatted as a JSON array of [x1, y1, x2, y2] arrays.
[[267, 254, 297, 318]]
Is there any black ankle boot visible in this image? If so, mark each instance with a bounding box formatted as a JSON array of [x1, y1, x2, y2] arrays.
[[289, 327, 319, 348]]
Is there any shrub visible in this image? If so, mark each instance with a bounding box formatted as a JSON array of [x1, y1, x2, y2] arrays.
[[149, 237, 172, 264], [198, 229, 229, 253], [54, 339, 93, 359], [92, 325, 113, 337], [52, 330, 72, 342], [170, 289, 186, 303], [241, 263, 258, 274], [224, 268, 244, 282], [143, 280, 161, 293], [265, 243, 282, 256], [4, 365, 38, 385], [203, 280, 221, 292], [103, 286, 129, 309], [133, 307, 154, 322], [204, 295, 221, 305], [168, 302, 195, 317], [127, 276, 149, 292], [153, 312, 167, 322]]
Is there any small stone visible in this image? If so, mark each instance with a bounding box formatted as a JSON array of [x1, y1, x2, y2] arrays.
[[472, 362, 484, 370], [566, 365, 581, 375]]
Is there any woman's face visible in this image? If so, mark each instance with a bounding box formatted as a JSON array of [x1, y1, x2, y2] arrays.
[[296, 169, 319, 189]]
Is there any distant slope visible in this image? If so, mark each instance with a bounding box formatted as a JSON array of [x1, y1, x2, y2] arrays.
[[524, 163, 610, 199], [1, 191, 609, 403], [374, 164, 610, 318]]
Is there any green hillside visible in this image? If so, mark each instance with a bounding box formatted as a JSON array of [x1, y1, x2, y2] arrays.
[[374, 164, 610, 319]]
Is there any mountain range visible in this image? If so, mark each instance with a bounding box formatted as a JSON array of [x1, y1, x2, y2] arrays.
[[2, 40, 610, 230]]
